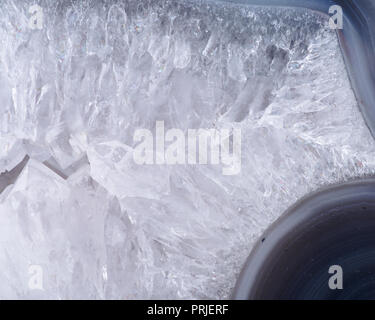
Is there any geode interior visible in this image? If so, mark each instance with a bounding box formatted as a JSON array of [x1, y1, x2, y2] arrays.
[[0, 0, 374, 299]]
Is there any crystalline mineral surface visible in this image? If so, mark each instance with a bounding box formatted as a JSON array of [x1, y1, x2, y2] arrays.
[[0, 0, 375, 299]]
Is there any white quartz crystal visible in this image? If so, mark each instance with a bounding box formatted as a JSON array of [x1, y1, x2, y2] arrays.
[[0, 0, 375, 299]]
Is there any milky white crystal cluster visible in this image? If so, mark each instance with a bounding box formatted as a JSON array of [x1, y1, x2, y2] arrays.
[[0, 0, 375, 299]]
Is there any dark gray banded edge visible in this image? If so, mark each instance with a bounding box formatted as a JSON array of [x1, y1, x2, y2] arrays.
[[233, 178, 375, 299]]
